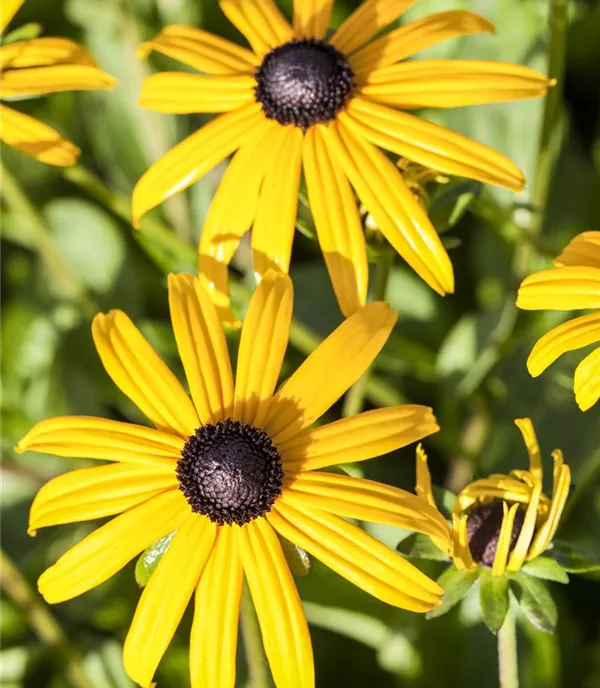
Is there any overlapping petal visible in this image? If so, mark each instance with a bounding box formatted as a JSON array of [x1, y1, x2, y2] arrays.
[[574, 347, 600, 411], [491, 502, 520, 576], [220, 0, 293, 56], [0, 63, 116, 97], [293, 0, 333, 40], [555, 231, 600, 269], [517, 266, 600, 311], [507, 480, 542, 571], [0, 38, 95, 70]]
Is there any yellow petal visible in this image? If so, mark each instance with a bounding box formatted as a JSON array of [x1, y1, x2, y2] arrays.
[[344, 97, 525, 192], [555, 231, 600, 269], [525, 313, 600, 378], [92, 310, 200, 438], [323, 117, 454, 295], [528, 457, 570, 559], [270, 501, 443, 611], [507, 480, 542, 571], [30, 464, 177, 533], [233, 271, 293, 427], [0, 64, 116, 97], [38, 490, 189, 604], [15, 416, 184, 469], [330, 0, 418, 56], [168, 274, 234, 424], [137, 24, 259, 74], [293, 0, 333, 39], [517, 265, 600, 310], [279, 404, 438, 471], [451, 512, 474, 570], [0, 104, 79, 166], [190, 526, 242, 688], [220, 0, 293, 56], [351, 10, 495, 77], [415, 443, 437, 508], [455, 482, 532, 513], [491, 502, 520, 576], [303, 125, 368, 317], [265, 302, 397, 444], [0, 0, 24, 34], [239, 518, 314, 688], [124, 515, 217, 688], [252, 124, 304, 278], [513, 418, 542, 482], [0, 38, 96, 70], [574, 346, 600, 411], [132, 102, 263, 228]]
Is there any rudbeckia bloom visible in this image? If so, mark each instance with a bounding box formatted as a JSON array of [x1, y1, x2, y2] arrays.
[[0, 0, 116, 166], [133, 0, 552, 325], [17, 270, 450, 688], [517, 231, 600, 411], [415, 418, 571, 576]]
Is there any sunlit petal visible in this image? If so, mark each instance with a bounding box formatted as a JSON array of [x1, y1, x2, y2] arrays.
[[517, 265, 600, 310], [555, 231, 600, 269], [0, 0, 24, 34], [220, 0, 293, 56], [514, 418, 542, 482], [0, 64, 116, 97], [293, 0, 333, 39], [0, 38, 96, 70], [574, 347, 600, 411], [491, 502, 520, 577]]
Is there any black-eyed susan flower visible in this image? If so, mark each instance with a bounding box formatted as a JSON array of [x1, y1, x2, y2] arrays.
[[17, 270, 450, 688], [133, 0, 553, 325], [0, 0, 116, 166], [517, 231, 600, 411]]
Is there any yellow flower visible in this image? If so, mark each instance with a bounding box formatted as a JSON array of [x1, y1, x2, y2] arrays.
[[133, 0, 552, 325], [0, 0, 116, 166], [416, 418, 571, 577], [17, 270, 449, 688], [517, 231, 600, 411]]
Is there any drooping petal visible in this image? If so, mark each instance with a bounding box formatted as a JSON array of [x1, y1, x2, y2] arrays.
[[323, 118, 454, 295], [0, 64, 116, 97], [330, 0, 419, 56], [220, 0, 293, 56], [239, 518, 314, 688], [454, 476, 532, 514], [574, 346, 600, 411], [124, 515, 217, 688], [555, 231, 600, 269], [0, 104, 79, 166], [15, 416, 184, 469], [513, 418, 542, 482], [29, 463, 177, 533], [507, 480, 542, 571], [132, 102, 263, 228], [491, 502, 520, 577], [92, 310, 200, 438], [351, 10, 495, 77], [137, 24, 259, 75], [233, 272, 293, 427], [293, 0, 333, 39], [167, 274, 234, 424], [517, 266, 600, 311], [303, 125, 368, 317], [0, 0, 24, 33], [278, 404, 438, 471], [343, 97, 525, 191], [190, 526, 243, 688], [0, 38, 96, 70], [252, 124, 304, 278], [265, 302, 397, 444], [415, 443, 437, 508], [38, 490, 189, 604], [270, 501, 443, 611]]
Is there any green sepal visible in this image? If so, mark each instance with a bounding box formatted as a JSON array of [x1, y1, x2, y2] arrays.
[[426, 566, 480, 620], [521, 556, 569, 583], [428, 180, 479, 234], [396, 533, 450, 562], [479, 570, 510, 634], [279, 536, 311, 577], [134, 531, 175, 587], [2, 23, 43, 44], [511, 571, 558, 634], [548, 542, 600, 574]]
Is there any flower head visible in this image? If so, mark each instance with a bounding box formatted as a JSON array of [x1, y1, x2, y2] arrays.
[[17, 270, 449, 688], [0, 0, 116, 166], [133, 0, 553, 325], [517, 231, 600, 411]]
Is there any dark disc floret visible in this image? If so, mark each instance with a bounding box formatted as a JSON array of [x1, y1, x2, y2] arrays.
[[466, 501, 526, 567], [254, 38, 354, 129], [176, 419, 284, 526]]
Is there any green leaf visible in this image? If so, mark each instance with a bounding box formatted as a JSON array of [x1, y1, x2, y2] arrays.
[[426, 567, 480, 620], [397, 533, 450, 562], [548, 542, 600, 574], [479, 570, 510, 633], [279, 536, 311, 577], [135, 531, 175, 587], [432, 485, 457, 518], [521, 556, 569, 583], [511, 572, 558, 634]]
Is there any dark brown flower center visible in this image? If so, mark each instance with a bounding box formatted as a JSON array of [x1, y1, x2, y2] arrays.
[[466, 501, 526, 567]]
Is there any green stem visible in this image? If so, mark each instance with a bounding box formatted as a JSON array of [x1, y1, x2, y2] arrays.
[[0, 550, 94, 688], [498, 608, 519, 688], [240, 583, 270, 688]]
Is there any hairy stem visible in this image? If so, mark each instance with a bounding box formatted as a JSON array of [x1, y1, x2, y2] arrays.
[[498, 607, 519, 688]]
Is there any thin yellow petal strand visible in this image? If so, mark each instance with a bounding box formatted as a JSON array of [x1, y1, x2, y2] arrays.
[[517, 265, 600, 311], [270, 501, 443, 611], [38, 491, 189, 604], [0, 104, 79, 166], [220, 0, 293, 56], [16, 416, 184, 468], [124, 515, 217, 688], [168, 274, 234, 424], [132, 103, 263, 227], [0, 0, 24, 33], [279, 404, 438, 471], [491, 502, 520, 577], [555, 231, 600, 269], [265, 303, 397, 444], [330, 0, 419, 56], [190, 527, 242, 688], [415, 443, 437, 508], [293, 0, 333, 39], [0, 38, 96, 70], [451, 513, 474, 570], [514, 418, 542, 482], [0, 64, 116, 97], [574, 347, 600, 411], [507, 481, 543, 571], [304, 125, 368, 317], [92, 310, 199, 437], [239, 518, 314, 688], [351, 11, 495, 77], [234, 271, 293, 427]]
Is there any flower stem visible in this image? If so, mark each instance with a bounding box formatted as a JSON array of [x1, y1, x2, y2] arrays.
[[240, 582, 270, 688], [498, 607, 519, 688]]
